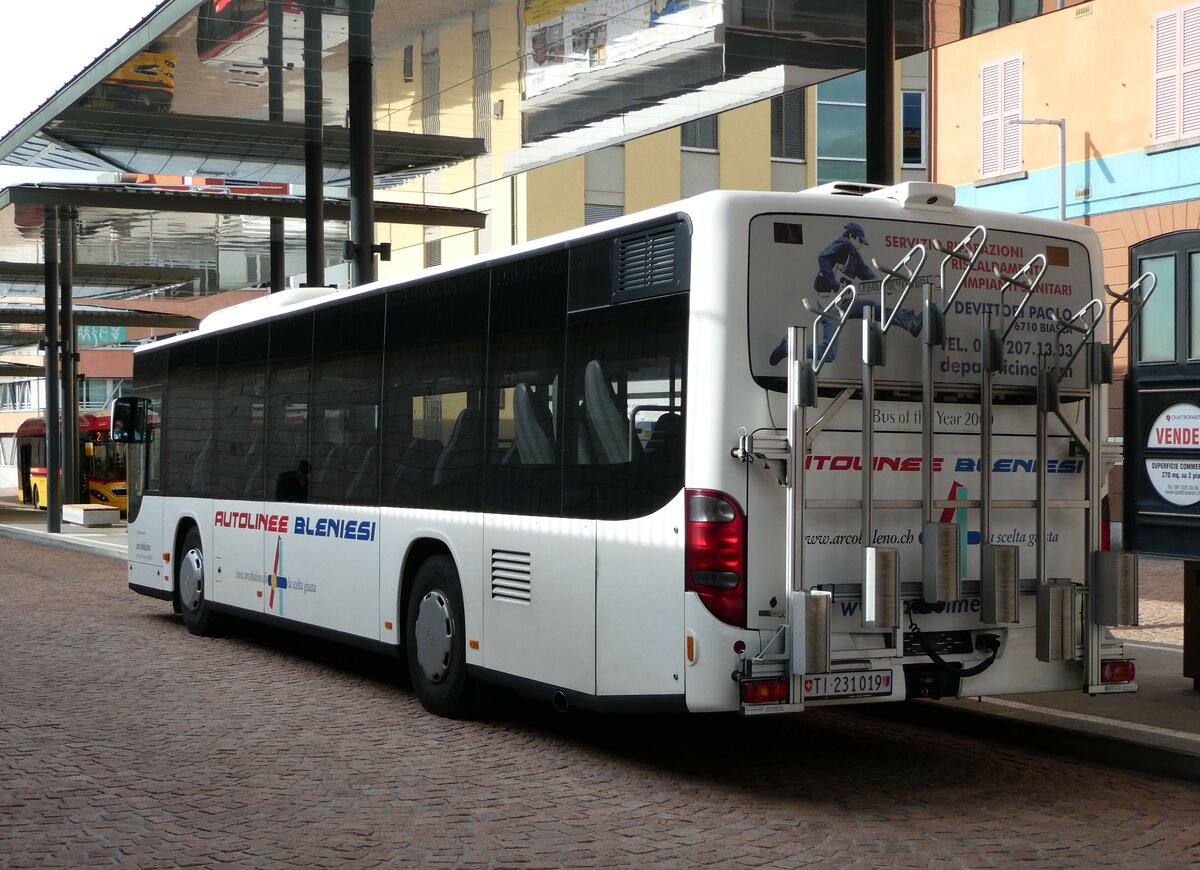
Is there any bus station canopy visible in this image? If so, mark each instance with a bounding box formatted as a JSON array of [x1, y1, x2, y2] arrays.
[[0, 1, 947, 180]]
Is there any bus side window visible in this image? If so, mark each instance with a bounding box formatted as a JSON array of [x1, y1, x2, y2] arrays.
[[563, 295, 687, 520]]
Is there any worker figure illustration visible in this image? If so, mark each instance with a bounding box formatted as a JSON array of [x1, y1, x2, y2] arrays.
[[770, 222, 922, 365]]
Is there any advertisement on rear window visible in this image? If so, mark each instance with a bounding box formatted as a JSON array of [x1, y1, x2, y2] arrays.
[[748, 215, 1096, 389]]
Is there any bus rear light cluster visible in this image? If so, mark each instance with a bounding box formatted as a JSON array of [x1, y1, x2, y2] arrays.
[[1100, 660, 1135, 684], [685, 489, 747, 627], [740, 678, 787, 704]]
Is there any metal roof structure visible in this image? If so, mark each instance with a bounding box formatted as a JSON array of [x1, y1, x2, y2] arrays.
[[38, 108, 486, 186], [0, 183, 484, 227]]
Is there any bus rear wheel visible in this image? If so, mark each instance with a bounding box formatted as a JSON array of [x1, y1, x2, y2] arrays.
[[406, 555, 476, 718], [178, 527, 219, 636], [32, 486, 45, 510]]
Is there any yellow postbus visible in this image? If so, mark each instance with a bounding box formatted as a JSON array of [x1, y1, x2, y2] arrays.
[[16, 412, 128, 514]]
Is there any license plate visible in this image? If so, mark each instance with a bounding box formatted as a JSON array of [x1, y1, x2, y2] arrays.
[[803, 670, 893, 701]]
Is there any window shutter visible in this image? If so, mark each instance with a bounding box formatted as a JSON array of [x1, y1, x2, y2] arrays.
[[1155, 11, 1180, 142], [980, 61, 1001, 176], [1001, 56, 1022, 174], [771, 90, 805, 160], [1183, 6, 1200, 137]]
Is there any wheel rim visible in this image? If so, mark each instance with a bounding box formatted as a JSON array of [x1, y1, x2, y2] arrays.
[[414, 590, 455, 684], [179, 547, 204, 613]]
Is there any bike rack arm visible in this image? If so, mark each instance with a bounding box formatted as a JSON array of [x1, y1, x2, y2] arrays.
[[803, 284, 857, 374], [1105, 272, 1159, 355], [932, 225, 987, 310], [1050, 298, 1105, 384], [996, 253, 1048, 344], [872, 243, 927, 335]]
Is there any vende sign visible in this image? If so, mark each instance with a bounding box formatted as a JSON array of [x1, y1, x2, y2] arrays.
[[1146, 403, 1200, 506], [1149, 403, 1200, 449]]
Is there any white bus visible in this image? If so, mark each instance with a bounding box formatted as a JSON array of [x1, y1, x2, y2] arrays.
[[115, 182, 1143, 717]]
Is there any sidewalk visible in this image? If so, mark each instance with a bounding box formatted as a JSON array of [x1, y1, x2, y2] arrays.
[[1, 490, 1197, 780], [0, 490, 127, 561]]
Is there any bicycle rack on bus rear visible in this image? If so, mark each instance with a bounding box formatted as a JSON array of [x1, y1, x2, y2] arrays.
[[976, 254, 1044, 624], [1033, 271, 1157, 693], [859, 244, 926, 634], [919, 226, 989, 604], [732, 287, 860, 708]]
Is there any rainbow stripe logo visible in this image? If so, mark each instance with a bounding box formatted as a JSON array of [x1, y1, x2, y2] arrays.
[[268, 535, 289, 614]]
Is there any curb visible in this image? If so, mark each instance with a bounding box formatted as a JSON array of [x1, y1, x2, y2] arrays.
[[850, 699, 1200, 784], [0, 523, 126, 562]]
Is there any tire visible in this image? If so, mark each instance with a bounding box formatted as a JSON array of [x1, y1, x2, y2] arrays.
[[33, 486, 45, 510], [405, 555, 476, 718], [178, 526, 219, 636]]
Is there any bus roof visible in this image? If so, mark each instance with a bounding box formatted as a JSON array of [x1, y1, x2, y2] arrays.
[[133, 182, 1102, 352], [17, 411, 112, 438]]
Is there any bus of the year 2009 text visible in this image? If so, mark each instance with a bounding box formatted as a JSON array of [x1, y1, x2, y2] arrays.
[[114, 182, 1150, 718]]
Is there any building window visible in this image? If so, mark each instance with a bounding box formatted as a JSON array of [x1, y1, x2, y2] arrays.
[[963, 0, 1041, 36], [584, 203, 623, 225], [0, 379, 33, 412], [902, 90, 926, 168], [980, 56, 1022, 177], [771, 89, 805, 161], [681, 116, 718, 151], [473, 30, 492, 152], [424, 228, 442, 268], [422, 47, 440, 135], [1153, 5, 1200, 144], [81, 378, 130, 409], [1129, 232, 1200, 366], [816, 71, 866, 185]]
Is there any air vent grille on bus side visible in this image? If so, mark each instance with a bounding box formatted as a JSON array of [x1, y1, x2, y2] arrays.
[[491, 549, 532, 604], [612, 223, 686, 302]]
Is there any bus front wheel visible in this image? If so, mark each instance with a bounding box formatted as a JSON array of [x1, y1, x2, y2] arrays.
[[405, 555, 476, 718], [178, 527, 218, 636], [32, 486, 44, 510]]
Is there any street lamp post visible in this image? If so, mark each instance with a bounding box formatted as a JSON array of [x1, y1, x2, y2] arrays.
[[1009, 117, 1066, 221]]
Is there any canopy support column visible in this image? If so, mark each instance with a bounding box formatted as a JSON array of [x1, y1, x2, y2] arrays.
[[348, 0, 376, 287], [42, 207, 60, 533], [865, 0, 896, 186]]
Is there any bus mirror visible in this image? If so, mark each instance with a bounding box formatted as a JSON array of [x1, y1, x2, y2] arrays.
[[111, 397, 148, 443]]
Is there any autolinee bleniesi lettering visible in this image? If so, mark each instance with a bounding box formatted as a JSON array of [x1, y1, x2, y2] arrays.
[[212, 510, 376, 541], [214, 511, 290, 532], [293, 515, 377, 541]]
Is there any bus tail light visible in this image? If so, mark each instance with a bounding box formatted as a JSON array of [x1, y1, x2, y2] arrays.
[[1100, 660, 1135, 684], [740, 678, 787, 704], [685, 489, 746, 627]]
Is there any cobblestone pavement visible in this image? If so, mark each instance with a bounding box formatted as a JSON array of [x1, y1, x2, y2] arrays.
[[4, 539, 1200, 869]]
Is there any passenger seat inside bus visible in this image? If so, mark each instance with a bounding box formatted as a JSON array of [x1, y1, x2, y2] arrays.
[[584, 360, 641, 465], [395, 437, 442, 502], [433, 407, 482, 494], [513, 383, 555, 465]]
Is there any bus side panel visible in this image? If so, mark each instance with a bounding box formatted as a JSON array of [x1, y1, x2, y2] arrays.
[[128, 494, 169, 596], [267, 505, 382, 640], [595, 493, 686, 697], [482, 515, 596, 695], [211, 502, 267, 616], [683, 594, 745, 712], [377, 514, 485, 662]]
